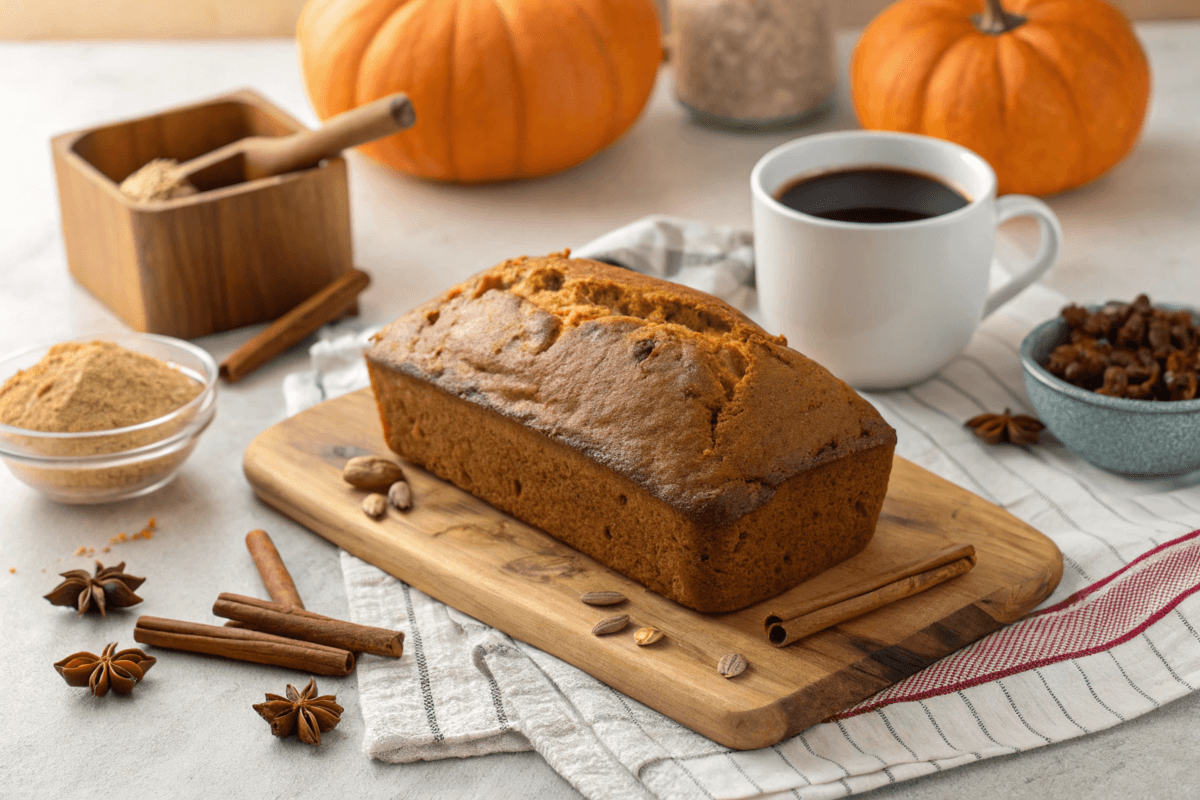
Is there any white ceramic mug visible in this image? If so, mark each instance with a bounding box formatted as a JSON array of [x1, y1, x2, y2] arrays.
[[751, 131, 1062, 389]]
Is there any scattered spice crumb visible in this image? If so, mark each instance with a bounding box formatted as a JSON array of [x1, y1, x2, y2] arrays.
[[9, 568, 15, 574], [108, 518, 157, 546], [66, 519, 158, 564]]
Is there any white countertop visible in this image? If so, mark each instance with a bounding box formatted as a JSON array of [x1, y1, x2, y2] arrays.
[[2, 25, 1199, 799]]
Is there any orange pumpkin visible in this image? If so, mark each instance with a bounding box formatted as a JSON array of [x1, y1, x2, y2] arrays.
[[296, 0, 662, 183], [851, 0, 1150, 196]]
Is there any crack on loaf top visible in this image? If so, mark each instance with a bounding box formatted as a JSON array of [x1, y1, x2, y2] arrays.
[[477, 252, 771, 346]]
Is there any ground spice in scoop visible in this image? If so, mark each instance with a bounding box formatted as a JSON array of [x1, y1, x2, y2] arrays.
[[0, 341, 201, 432], [118, 159, 197, 203]]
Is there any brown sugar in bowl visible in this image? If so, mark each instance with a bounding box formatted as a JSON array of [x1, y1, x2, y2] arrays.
[[0, 334, 217, 504]]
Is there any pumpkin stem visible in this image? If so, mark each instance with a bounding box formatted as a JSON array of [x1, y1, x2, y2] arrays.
[[973, 0, 1027, 35]]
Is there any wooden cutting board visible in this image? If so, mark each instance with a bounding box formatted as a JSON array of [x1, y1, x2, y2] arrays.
[[243, 388, 1062, 750]]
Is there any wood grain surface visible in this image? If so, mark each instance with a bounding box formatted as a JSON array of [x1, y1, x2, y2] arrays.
[[51, 89, 354, 339], [243, 388, 1063, 750]]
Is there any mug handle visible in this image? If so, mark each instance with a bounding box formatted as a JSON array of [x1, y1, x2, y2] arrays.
[[982, 195, 1064, 318]]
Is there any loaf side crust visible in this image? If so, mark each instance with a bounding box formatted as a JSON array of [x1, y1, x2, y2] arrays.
[[368, 362, 895, 613]]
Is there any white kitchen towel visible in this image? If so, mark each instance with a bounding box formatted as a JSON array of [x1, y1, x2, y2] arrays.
[[286, 216, 1200, 800], [281, 322, 378, 417]]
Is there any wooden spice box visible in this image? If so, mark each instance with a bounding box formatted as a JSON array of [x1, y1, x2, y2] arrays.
[[51, 89, 354, 339]]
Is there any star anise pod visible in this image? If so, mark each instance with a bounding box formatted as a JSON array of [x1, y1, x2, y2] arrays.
[[54, 642, 156, 697], [965, 408, 1045, 446], [44, 561, 145, 616], [253, 678, 343, 746]]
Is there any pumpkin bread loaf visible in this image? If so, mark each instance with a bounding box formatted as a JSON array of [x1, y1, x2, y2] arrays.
[[365, 253, 896, 613]]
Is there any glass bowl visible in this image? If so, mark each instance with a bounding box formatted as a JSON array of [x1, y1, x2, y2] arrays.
[[0, 334, 217, 504], [1020, 305, 1200, 477]]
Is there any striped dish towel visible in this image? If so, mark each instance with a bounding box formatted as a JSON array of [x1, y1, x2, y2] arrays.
[[300, 216, 1200, 800]]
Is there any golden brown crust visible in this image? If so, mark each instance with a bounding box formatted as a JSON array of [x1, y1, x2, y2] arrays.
[[366, 253, 895, 527]]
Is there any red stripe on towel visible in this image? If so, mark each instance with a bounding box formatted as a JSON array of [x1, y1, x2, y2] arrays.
[[836, 529, 1200, 719]]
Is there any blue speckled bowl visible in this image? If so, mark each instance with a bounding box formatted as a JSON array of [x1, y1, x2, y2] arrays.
[[1020, 307, 1200, 477]]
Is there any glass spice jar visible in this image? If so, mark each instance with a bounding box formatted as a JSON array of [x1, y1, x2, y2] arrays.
[[669, 0, 836, 130]]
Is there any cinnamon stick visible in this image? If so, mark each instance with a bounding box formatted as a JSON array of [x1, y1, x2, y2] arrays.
[[213, 592, 403, 658], [765, 545, 977, 647], [133, 616, 355, 676], [244, 529, 304, 608], [219, 268, 370, 383], [765, 543, 976, 627]]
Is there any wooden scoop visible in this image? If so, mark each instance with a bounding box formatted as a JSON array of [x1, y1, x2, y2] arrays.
[[120, 92, 414, 200]]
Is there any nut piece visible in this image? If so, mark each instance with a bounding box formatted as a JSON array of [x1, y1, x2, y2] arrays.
[[343, 456, 405, 490], [362, 493, 387, 519], [387, 481, 412, 511], [717, 653, 747, 679], [581, 591, 626, 606], [591, 614, 630, 636], [633, 626, 664, 646]]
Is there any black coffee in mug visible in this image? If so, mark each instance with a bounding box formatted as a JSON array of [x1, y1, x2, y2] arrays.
[[774, 167, 970, 224]]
